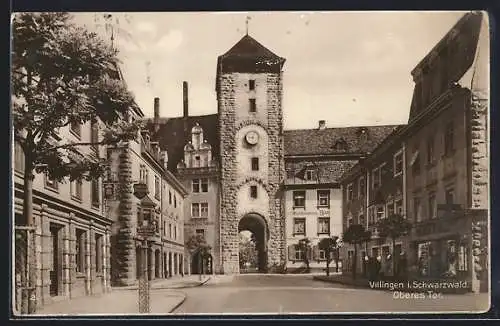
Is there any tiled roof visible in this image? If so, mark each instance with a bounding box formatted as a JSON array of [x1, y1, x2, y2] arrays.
[[284, 125, 401, 156], [147, 113, 400, 176], [220, 34, 284, 61], [286, 159, 359, 185]]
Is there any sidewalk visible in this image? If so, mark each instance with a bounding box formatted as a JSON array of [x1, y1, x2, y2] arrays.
[[34, 275, 210, 315], [114, 275, 211, 291]]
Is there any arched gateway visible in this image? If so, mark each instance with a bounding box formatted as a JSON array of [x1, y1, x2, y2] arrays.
[[239, 213, 270, 273], [216, 34, 287, 274]]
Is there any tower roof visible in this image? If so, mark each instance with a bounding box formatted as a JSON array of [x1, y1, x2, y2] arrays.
[[220, 34, 284, 62], [217, 34, 285, 75]]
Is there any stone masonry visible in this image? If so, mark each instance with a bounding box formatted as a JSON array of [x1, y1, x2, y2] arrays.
[[218, 69, 286, 274]]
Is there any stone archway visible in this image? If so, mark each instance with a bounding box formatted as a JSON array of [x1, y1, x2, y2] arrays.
[[238, 213, 269, 273]]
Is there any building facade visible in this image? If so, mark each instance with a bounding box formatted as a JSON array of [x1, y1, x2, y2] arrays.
[[13, 115, 112, 309], [340, 12, 489, 293], [285, 122, 399, 273], [177, 120, 221, 275], [106, 115, 188, 286]]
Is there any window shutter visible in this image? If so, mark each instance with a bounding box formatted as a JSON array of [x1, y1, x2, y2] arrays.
[[313, 245, 320, 262], [288, 245, 296, 261]]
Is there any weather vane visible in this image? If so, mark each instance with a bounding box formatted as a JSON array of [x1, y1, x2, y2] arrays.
[[245, 16, 251, 35]]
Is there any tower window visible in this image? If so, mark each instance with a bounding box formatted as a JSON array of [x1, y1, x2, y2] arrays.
[[251, 157, 259, 171], [249, 79, 255, 91], [249, 99, 257, 113], [250, 186, 258, 199]]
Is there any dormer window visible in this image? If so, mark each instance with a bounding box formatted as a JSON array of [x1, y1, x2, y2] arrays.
[[305, 169, 314, 181], [333, 138, 348, 151]]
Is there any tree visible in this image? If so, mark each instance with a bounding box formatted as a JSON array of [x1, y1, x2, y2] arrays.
[[297, 237, 312, 273], [239, 235, 257, 270], [318, 236, 341, 276], [376, 213, 412, 279], [186, 234, 212, 280], [343, 224, 371, 280], [12, 13, 140, 228]]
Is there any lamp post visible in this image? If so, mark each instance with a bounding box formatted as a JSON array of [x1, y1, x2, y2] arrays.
[[133, 182, 154, 314]]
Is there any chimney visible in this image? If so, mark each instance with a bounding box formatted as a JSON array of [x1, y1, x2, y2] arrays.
[[318, 120, 326, 130], [154, 97, 160, 120], [183, 81, 189, 118]]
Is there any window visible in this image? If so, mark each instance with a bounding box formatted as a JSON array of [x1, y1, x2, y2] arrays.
[[14, 142, 25, 172], [196, 229, 205, 237], [139, 165, 148, 184], [293, 191, 306, 208], [293, 218, 306, 235], [294, 245, 304, 260], [249, 98, 257, 113], [91, 179, 100, 208], [71, 180, 82, 200], [359, 214, 365, 226], [317, 190, 330, 207], [163, 221, 166, 236], [251, 157, 259, 171], [192, 179, 200, 193], [169, 224, 172, 238], [174, 195, 177, 208], [75, 229, 85, 273], [376, 205, 385, 221], [347, 217, 353, 228], [414, 197, 422, 222], [249, 79, 255, 91], [70, 121, 81, 138], [318, 217, 330, 235], [154, 176, 160, 200], [201, 178, 208, 192], [346, 183, 353, 201], [445, 187, 455, 205], [428, 192, 436, 219], [427, 136, 435, 164], [358, 177, 365, 198], [305, 170, 314, 181], [95, 233, 103, 273], [91, 122, 99, 153], [250, 186, 258, 199], [412, 153, 421, 175], [169, 191, 172, 204], [395, 199, 403, 216], [194, 155, 201, 167], [174, 225, 177, 240], [191, 203, 200, 218], [372, 166, 382, 189], [319, 249, 326, 260], [393, 151, 403, 176], [44, 174, 59, 191], [444, 122, 455, 156], [387, 201, 394, 217], [201, 203, 209, 218]]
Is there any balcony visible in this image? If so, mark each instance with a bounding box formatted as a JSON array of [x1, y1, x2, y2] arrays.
[[140, 134, 162, 163]]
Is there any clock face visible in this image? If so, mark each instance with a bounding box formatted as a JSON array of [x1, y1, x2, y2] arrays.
[[245, 131, 259, 145]]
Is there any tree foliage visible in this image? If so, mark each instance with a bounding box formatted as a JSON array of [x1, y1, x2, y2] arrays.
[[12, 12, 140, 183], [318, 236, 341, 276], [376, 213, 412, 241], [186, 234, 211, 255]]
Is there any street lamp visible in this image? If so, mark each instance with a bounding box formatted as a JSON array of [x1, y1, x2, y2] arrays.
[[133, 182, 155, 314]]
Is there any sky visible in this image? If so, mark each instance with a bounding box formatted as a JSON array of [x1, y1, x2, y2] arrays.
[[73, 11, 468, 130]]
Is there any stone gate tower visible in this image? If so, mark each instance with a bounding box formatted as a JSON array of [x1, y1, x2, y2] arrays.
[[216, 34, 286, 274]]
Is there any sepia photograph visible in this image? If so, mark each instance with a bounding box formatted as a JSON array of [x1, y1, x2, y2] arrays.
[[10, 10, 490, 316]]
